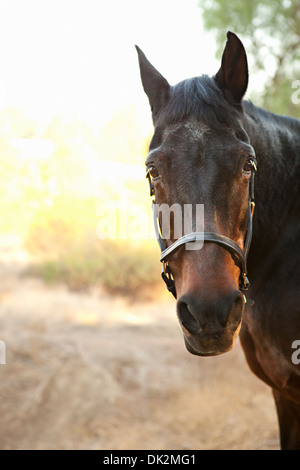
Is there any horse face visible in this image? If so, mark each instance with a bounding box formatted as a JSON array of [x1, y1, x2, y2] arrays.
[[137, 33, 255, 356]]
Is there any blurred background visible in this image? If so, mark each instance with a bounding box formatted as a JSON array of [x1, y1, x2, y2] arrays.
[[0, 0, 298, 450]]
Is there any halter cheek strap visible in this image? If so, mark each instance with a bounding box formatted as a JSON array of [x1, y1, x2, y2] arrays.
[[147, 162, 257, 299]]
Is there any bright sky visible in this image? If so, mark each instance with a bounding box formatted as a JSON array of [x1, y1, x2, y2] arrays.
[[0, 0, 220, 130]]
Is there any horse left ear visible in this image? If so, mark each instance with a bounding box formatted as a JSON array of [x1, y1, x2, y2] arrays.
[[135, 45, 170, 119], [215, 31, 248, 106]]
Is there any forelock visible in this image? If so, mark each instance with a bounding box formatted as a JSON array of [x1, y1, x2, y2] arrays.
[[164, 75, 241, 127]]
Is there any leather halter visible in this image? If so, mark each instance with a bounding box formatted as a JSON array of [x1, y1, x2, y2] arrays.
[[146, 161, 257, 299]]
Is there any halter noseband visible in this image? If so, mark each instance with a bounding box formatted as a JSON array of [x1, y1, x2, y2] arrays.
[[146, 160, 257, 299]]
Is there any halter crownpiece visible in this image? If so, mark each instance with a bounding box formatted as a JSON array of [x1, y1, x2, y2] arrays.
[[146, 160, 257, 299]]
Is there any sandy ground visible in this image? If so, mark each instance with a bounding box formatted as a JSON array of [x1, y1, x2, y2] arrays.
[[0, 241, 280, 450]]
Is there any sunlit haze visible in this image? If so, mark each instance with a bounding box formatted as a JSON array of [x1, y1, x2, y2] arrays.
[[0, 0, 219, 130], [0, 0, 222, 251]]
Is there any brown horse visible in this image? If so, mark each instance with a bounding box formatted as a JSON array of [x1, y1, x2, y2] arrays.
[[136, 32, 300, 449]]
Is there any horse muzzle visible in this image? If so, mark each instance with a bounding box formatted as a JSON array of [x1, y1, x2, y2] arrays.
[[176, 291, 245, 356]]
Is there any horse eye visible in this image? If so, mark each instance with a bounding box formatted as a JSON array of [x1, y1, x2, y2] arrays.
[[148, 166, 160, 179], [243, 159, 254, 174]]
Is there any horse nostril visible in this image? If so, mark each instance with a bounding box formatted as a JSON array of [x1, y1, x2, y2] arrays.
[[219, 292, 245, 327], [177, 300, 201, 335]]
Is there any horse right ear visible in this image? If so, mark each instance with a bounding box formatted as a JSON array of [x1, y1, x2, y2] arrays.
[[135, 46, 170, 119], [215, 31, 248, 106]]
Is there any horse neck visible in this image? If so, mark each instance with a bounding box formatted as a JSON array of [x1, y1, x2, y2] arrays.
[[243, 102, 300, 264]]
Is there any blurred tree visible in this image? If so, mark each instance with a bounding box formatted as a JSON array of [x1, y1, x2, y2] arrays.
[[198, 0, 300, 116]]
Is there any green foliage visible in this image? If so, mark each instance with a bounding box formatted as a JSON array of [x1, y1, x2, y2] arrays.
[[198, 0, 300, 116]]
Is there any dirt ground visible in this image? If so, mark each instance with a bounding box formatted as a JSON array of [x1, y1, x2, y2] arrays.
[[0, 240, 280, 450]]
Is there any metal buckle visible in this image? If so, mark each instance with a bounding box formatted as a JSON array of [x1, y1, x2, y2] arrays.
[[240, 272, 250, 291], [162, 260, 169, 276], [161, 261, 177, 298], [251, 201, 255, 216], [162, 261, 174, 282]]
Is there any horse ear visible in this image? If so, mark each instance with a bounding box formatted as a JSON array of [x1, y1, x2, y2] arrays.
[[215, 31, 248, 106], [135, 45, 170, 117]]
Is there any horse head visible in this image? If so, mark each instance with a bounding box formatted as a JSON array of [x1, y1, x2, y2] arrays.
[[136, 32, 257, 356]]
